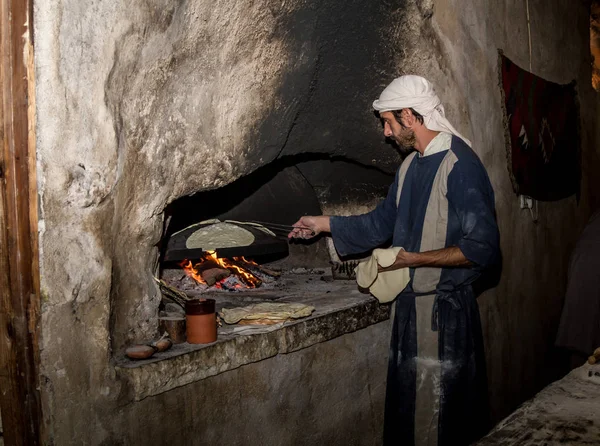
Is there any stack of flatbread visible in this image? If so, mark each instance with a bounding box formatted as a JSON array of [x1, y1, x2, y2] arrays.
[[220, 302, 315, 325]]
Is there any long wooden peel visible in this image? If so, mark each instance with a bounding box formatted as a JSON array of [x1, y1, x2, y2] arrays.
[[246, 220, 316, 236]]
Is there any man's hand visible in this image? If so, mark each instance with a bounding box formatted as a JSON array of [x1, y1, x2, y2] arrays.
[[288, 216, 331, 239], [378, 246, 472, 272], [378, 250, 418, 272]]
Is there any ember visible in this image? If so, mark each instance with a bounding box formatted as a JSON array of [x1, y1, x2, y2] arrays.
[[180, 251, 262, 289]]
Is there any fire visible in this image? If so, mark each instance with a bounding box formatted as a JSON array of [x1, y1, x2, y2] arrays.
[[180, 251, 262, 289], [180, 259, 206, 284]]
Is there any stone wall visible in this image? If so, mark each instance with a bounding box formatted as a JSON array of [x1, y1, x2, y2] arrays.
[[33, 0, 599, 444], [423, 0, 600, 418], [114, 321, 391, 446]]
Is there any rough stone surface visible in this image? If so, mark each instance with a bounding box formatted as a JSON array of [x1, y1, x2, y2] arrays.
[[32, 0, 600, 444], [476, 363, 600, 445], [36, 0, 407, 354], [113, 320, 391, 446], [423, 1, 600, 421], [116, 286, 389, 401]]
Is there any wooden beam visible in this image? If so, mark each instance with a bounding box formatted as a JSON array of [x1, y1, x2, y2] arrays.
[[0, 0, 43, 443]]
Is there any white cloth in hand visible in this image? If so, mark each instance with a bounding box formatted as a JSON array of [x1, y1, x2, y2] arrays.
[[355, 247, 410, 303]]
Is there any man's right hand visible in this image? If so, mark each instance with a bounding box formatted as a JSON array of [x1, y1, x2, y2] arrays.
[[288, 216, 331, 239]]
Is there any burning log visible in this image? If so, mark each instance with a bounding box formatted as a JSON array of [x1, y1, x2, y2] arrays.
[[229, 257, 281, 279], [223, 269, 262, 289], [201, 267, 230, 286], [178, 252, 270, 289], [187, 256, 231, 285], [194, 258, 220, 273]]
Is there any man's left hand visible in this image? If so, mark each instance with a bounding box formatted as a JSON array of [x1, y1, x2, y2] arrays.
[[377, 250, 418, 272], [377, 246, 471, 272]]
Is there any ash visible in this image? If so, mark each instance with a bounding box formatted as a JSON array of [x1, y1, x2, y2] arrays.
[[160, 266, 330, 295]]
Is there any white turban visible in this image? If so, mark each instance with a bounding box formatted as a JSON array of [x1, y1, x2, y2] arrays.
[[372, 75, 471, 147]]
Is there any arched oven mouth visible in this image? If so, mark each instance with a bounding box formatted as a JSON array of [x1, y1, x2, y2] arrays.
[[155, 156, 392, 305], [161, 219, 292, 292]]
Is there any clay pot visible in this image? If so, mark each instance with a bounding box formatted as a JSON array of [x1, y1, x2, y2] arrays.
[[125, 345, 156, 360], [158, 316, 186, 344], [186, 299, 217, 344], [153, 338, 173, 352]]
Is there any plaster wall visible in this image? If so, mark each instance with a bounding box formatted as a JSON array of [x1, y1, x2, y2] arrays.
[[64, 321, 392, 446], [32, 0, 599, 444], [426, 0, 600, 418]]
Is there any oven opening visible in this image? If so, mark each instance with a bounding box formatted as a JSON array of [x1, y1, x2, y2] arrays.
[[155, 155, 393, 320]]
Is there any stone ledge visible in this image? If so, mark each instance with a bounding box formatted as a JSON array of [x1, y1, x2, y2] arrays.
[[115, 290, 390, 401]]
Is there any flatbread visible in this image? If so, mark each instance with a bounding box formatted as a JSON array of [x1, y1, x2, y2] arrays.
[[224, 220, 276, 237], [355, 247, 410, 303], [237, 318, 288, 326], [220, 302, 315, 325], [186, 222, 255, 250]]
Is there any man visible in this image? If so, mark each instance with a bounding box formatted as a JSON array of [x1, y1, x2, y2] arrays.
[[289, 75, 500, 446]]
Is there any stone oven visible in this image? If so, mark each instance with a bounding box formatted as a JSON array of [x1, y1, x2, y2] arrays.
[[95, 0, 419, 357], [152, 154, 395, 343], [159, 155, 394, 277], [112, 151, 397, 402]]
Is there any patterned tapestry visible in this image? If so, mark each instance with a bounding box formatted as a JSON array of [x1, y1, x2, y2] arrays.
[[499, 51, 580, 201]]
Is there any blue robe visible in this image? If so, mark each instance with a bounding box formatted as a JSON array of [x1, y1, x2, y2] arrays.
[[330, 135, 500, 446]]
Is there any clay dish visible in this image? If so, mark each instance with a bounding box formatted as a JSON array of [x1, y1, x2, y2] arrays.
[[125, 345, 156, 360]]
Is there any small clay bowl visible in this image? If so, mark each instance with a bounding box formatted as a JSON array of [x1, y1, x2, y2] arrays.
[[153, 338, 173, 353], [125, 345, 157, 360]]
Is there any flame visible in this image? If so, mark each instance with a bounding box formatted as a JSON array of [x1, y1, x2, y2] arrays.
[[208, 251, 261, 288], [236, 256, 258, 265], [180, 251, 261, 288], [180, 259, 207, 284]]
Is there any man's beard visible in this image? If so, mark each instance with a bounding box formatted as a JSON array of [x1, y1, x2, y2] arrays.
[[393, 129, 416, 155]]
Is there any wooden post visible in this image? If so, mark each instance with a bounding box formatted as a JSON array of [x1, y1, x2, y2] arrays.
[[0, 0, 43, 443]]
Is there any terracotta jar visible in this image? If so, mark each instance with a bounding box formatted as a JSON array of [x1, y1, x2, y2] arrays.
[[185, 298, 217, 344]]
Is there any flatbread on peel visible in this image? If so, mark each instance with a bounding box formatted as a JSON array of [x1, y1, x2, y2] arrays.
[[185, 222, 255, 250]]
